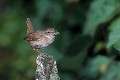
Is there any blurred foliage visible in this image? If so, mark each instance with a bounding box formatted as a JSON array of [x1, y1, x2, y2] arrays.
[[84, 0, 120, 36], [1, 0, 120, 80], [107, 17, 120, 50]]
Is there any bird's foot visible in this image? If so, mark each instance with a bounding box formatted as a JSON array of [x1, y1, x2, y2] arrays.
[[32, 48, 43, 56]]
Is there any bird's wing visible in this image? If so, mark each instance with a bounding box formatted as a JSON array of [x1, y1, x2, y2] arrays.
[[27, 32, 44, 41], [26, 18, 34, 35]]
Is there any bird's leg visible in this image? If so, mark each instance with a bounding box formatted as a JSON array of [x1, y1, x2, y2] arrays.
[[31, 47, 43, 56]]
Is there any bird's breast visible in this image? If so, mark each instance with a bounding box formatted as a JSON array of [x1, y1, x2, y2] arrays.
[[30, 36, 55, 48]]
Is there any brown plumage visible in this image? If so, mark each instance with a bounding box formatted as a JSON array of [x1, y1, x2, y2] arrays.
[[24, 18, 59, 54]]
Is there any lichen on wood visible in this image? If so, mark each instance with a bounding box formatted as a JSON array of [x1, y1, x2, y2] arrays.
[[35, 53, 60, 80]]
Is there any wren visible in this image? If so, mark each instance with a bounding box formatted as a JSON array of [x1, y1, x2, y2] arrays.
[[24, 18, 59, 54]]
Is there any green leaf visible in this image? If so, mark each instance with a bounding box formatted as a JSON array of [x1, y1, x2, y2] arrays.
[[99, 62, 120, 80], [107, 17, 120, 51], [83, 0, 120, 36], [81, 55, 112, 79]]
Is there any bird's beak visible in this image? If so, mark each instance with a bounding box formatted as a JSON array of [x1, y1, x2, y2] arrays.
[[54, 31, 60, 35]]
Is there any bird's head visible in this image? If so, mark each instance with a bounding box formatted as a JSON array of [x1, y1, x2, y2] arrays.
[[44, 28, 60, 37]]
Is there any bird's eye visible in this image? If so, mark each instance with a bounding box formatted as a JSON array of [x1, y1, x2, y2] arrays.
[[47, 31, 50, 33]]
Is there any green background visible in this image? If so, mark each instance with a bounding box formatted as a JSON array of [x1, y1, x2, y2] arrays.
[[1, 0, 120, 80]]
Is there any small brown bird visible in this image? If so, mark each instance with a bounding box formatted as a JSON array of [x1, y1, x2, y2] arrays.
[[24, 18, 59, 54]]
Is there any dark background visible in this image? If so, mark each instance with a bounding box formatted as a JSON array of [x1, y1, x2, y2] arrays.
[[0, 0, 120, 80]]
